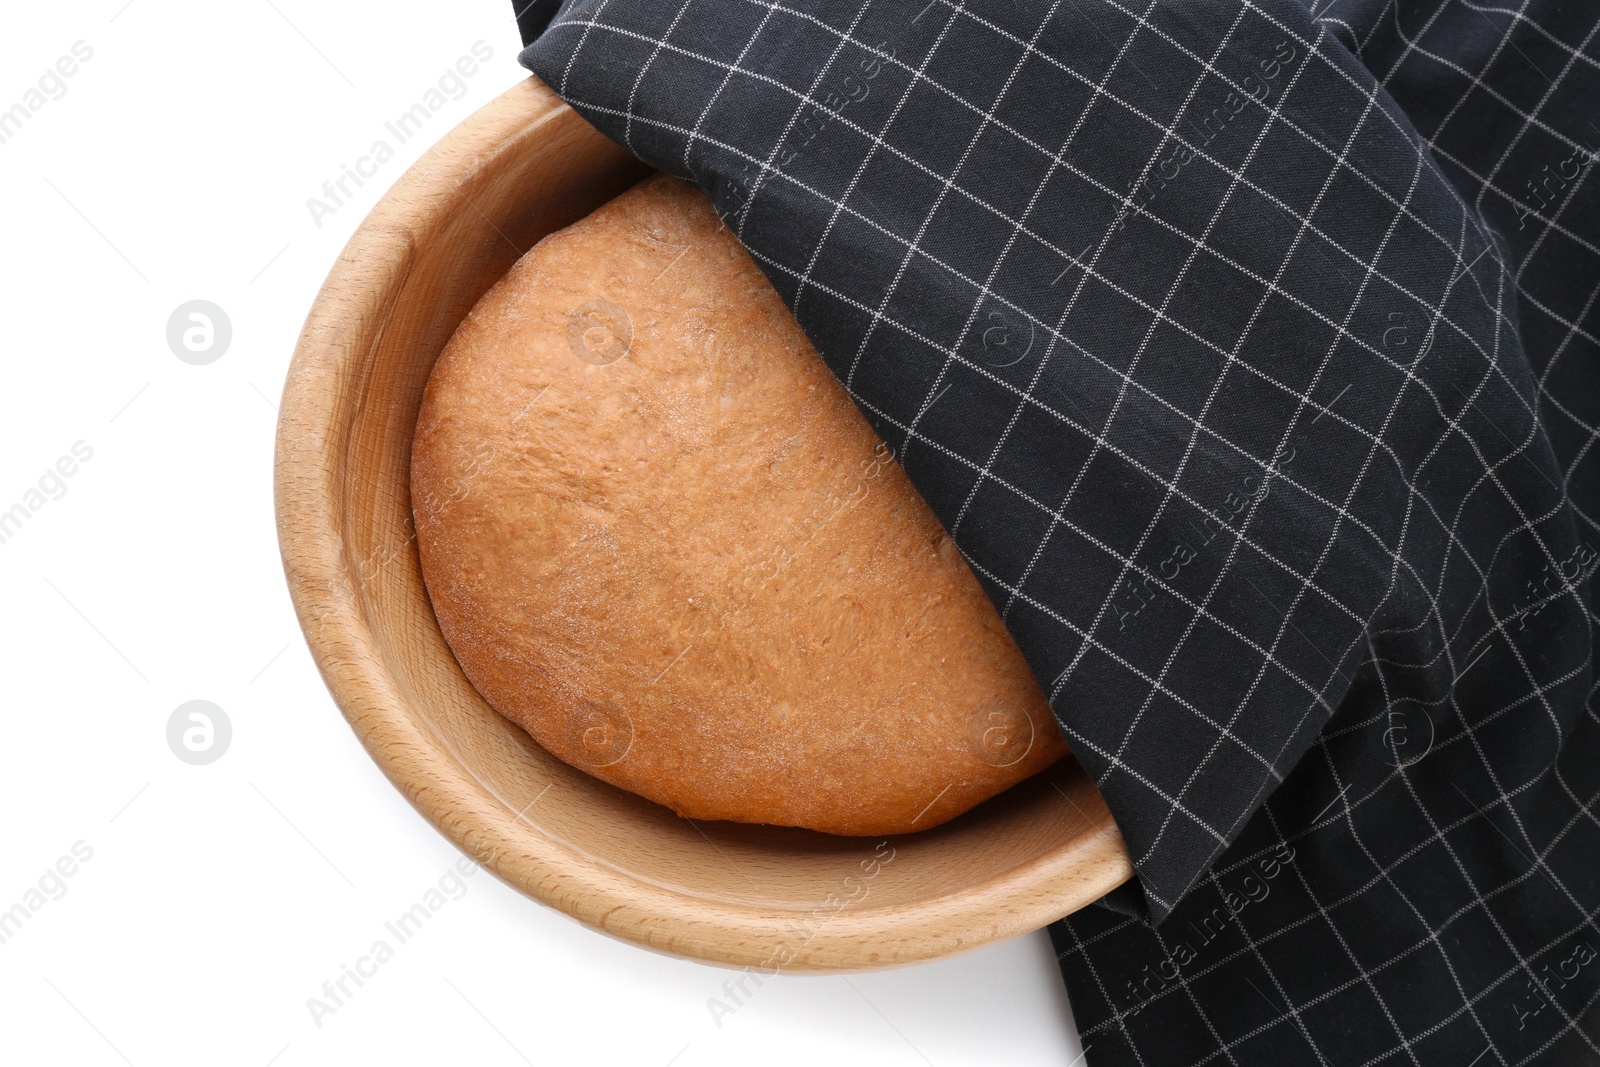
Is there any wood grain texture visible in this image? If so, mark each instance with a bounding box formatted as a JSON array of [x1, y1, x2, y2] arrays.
[[274, 76, 1134, 972]]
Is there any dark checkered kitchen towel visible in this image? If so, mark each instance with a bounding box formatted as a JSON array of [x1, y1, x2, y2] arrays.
[[512, 1, 1600, 1062]]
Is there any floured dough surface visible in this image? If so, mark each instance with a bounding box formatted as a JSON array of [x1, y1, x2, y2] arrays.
[[411, 174, 1067, 835]]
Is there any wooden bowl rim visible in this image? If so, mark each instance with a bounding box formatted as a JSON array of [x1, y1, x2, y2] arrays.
[[274, 76, 1133, 972]]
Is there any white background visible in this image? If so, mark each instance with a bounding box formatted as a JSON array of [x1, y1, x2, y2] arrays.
[[0, 2, 1089, 1064]]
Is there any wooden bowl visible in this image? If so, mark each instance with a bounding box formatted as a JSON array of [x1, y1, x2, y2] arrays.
[[274, 76, 1133, 971]]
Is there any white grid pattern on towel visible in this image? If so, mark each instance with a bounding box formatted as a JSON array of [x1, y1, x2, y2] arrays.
[[521, 1, 1600, 1062]]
